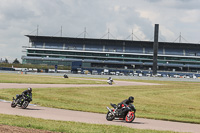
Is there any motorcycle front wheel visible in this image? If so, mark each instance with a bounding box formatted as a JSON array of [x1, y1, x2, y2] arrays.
[[21, 101, 29, 109], [125, 112, 135, 123], [11, 100, 17, 108], [106, 111, 115, 121]]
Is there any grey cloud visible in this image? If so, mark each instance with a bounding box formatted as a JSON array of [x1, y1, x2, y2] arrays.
[[0, 0, 200, 62], [161, 0, 200, 10], [144, 0, 162, 3], [0, 2, 36, 21]]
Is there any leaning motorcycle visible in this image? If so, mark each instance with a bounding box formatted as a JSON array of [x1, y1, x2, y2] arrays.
[[106, 103, 136, 123], [107, 79, 113, 85], [11, 93, 32, 109]]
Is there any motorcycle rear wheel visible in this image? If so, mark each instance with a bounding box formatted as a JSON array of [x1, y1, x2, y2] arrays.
[[106, 111, 115, 121], [125, 112, 135, 123]]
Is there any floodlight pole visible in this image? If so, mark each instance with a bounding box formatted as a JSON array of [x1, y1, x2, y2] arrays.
[[153, 24, 159, 76], [37, 25, 39, 36], [61, 26, 62, 37]]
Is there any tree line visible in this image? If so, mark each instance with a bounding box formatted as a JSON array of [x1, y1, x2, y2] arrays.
[[0, 58, 70, 70], [0, 58, 20, 64]]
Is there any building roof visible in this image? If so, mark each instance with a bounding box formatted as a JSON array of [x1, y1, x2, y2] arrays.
[[25, 35, 200, 49]]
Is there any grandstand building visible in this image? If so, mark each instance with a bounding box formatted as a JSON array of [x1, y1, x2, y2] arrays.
[[22, 35, 200, 74]]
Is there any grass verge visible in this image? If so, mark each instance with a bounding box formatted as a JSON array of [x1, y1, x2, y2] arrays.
[[0, 73, 200, 124], [1, 81, 200, 124], [0, 113, 179, 133], [0, 73, 105, 84]]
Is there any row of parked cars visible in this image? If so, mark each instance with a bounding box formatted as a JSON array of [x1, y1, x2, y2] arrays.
[[133, 71, 200, 79], [83, 69, 200, 79]]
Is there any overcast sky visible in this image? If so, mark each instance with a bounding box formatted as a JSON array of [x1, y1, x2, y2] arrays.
[[0, 0, 200, 62]]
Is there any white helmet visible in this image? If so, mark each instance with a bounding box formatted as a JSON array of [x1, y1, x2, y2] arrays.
[[28, 87, 32, 93]]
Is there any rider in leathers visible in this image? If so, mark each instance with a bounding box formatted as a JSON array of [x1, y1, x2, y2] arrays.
[[18, 88, 32, 104], [117, 96, 136, 116]]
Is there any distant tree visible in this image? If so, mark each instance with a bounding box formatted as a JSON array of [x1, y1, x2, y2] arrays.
[[13, 58, 20, 64], [4, 58, 9, 63]]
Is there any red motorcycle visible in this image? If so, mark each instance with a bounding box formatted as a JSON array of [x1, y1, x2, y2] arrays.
[[106, 103, 136, 123]]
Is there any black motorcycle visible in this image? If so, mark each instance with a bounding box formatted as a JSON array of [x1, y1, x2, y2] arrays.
[[63, 74, 68, 78], [106, 103, 136, 123], [11, 93, 32, 109]]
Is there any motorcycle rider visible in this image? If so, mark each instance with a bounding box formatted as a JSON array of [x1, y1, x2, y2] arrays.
[[63, 73, 68, 78], [117, 96, 136, 116], [107, 77, 113, 85], [18, 87, 32, 104]]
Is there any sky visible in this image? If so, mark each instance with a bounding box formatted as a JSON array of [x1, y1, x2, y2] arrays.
[[0, 0, 200, 63]]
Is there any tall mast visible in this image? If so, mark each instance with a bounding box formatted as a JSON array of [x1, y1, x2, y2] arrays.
[[37, 25, 39, 36], [61, 26, 62, 37]]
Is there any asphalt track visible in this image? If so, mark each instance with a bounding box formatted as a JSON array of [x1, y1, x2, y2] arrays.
[[0, 80, 200, 133]]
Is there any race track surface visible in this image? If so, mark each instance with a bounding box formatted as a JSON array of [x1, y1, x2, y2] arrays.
[[0, 80, 200, 133]]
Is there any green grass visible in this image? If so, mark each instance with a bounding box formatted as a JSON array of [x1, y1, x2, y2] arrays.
[[0, 72, 200, 128], [0, 113, 179, 133], [1, 81, 200, 124], [0, 73, 105, 84]]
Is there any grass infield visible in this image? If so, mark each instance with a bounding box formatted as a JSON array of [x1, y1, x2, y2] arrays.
[[0, 114, 179, 133], [0, 73, 105, 84], [0, 73, 199, 132], [1, 82, 200, 124]]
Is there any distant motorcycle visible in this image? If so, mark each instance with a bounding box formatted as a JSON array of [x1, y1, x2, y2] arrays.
[[11, 93, 32, 109], [63, 74, 68, 78], [106, 103, 136, 123], [107, 77, 113, 85]]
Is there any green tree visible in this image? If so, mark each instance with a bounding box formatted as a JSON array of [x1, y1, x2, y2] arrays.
[[13, 58, 20, 64], [4, 58, 9, 63]]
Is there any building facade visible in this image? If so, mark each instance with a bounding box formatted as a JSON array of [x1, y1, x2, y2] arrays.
[[22, 35, 200, 74]]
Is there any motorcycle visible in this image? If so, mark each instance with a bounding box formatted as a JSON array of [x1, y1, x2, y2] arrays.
[[11, 93, 32, 109], [106, 103, 136, 123], [63, 73, 68, 78], [107, 78, 113, 85], [107, 79, 113, 85]]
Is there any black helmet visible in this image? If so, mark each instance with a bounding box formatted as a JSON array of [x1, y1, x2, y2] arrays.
[[28, 87, 32, 93], [128, 96, 134, 102]]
